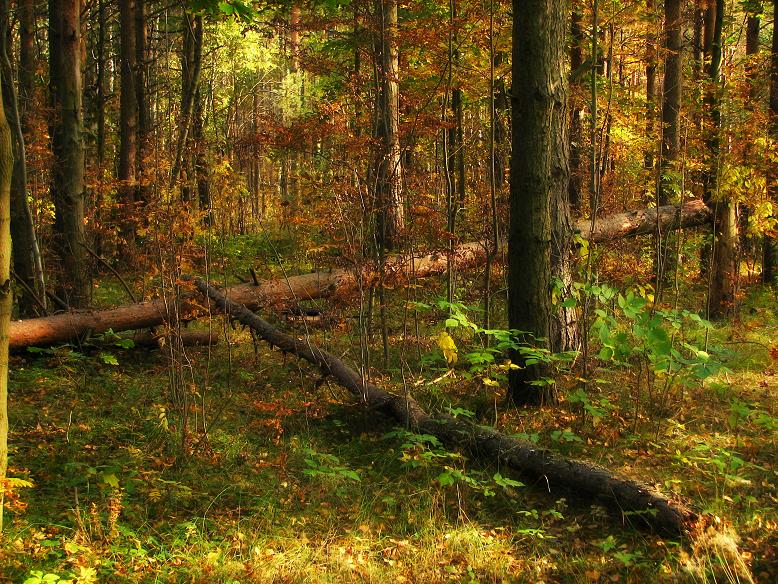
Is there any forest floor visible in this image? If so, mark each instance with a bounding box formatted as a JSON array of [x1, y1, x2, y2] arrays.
[[1, 240, 776, 583]]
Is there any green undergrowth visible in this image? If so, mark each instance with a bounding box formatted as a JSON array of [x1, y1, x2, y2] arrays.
[[1, 282, 776, 583]]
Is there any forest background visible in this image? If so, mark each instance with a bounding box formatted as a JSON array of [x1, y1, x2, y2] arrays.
[[0, 0, 776, 581]]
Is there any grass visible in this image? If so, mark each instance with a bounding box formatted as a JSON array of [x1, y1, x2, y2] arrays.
[[1, 269, 776, 583]]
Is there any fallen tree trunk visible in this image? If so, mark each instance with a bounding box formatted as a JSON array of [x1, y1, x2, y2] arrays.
[[576, 199, 712, 243], [130, 330, 218, 348], [191, 276, 705, 538], [10, 201, 711, 350]]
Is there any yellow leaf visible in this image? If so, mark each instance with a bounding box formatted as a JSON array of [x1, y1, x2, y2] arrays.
[[437, 332, 458, 365]]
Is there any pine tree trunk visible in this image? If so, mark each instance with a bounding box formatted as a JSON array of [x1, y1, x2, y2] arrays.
[[49, 0, 88, 307], [0, 18, 13, 530], [135, 0, 149, 205], [704, 0, 737, 317], [765, 0, 778, 283], [373, 0, 403, 251], [119, 0, 138, 242], [2, 0, 44, 315], [569, 0, 584, 211], [658, 0, 682, 206], [508, 0, 570, 406]]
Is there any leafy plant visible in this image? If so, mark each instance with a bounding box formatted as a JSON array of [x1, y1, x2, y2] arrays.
[[302, 448, 361, 482]]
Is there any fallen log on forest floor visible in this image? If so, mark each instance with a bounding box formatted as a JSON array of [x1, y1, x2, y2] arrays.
[[190, 276, 706, 539], [10, 200, 712, 350]]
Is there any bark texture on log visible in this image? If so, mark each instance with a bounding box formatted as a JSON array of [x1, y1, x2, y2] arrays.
[[192, 276, 704, 538], [9, 244, 484, 349], [9, 201, 712, 350], [130, 330, 217, 348], [577, 199, 711, 242]]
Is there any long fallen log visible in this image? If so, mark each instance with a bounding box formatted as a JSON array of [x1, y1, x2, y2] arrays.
[[577, 198, 712, 243], [191, 276, 705, 538], [10, 200, 712, 350]]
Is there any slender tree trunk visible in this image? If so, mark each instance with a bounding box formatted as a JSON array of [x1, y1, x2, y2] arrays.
[[193, 85, 210, 224], [659, 0, 682, 206], [0, 9, 13, 531], [119, 0, 138, 242], [508, 0, 571, 406], [135, 0, 149, 204], [569, 0, 584, 211], [2, 0, 44, 315], [644, 0, 657, 174], [373, 0, 403, 250], [170, 13, 203, 192], [765, 0, 778, 283], [746, 14, 759, 102], [703, 0, 736, 316], [49, 0, 88, 307]]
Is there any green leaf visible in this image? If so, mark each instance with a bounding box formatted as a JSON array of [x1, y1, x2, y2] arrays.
[[102, 473, 120, 488], [100, 352, 119, 366]]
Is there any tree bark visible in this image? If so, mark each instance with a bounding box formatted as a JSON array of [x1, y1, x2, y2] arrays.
[[765, 0, 778, 283], [8, 201, 713, 350], [0, 21, 13, 531], [170, 13, 203, 192], [703, 0, 737, 317], [135, 0, 149, 205], [191, 277, 703, 539], [119, 0, 138, 241], [568, 0, 584, 211], [49, 0, 88, 307], [658, 0, 682, 206], [508, 0, 570, 405], [644, 0, 657, 173], [373, 0, 403, 250], [1, 0, 44, 316]]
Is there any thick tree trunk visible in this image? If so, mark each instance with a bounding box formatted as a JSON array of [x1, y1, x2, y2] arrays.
[[49, 0, 88, 307], [8, 201, 713, 350], [508, 0, 570, 405], [373, 0, 403, 250], [192, 277, 703, 539]]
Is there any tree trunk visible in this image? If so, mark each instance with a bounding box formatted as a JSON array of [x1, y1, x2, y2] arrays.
[[135, 0, 149, 205], [49, 0, 88, 307], [373, 0, 403, 251], [8, 201, 713, 350], [703, 0, 737, 317], [658, 0, 682, 206], [119, 0, 138, 242], [765, 0, 778, 283], [644, 0, 657, 173], [569, 0, 584, 211], [1, 0, 44, 316], [508, 0, 570, 406], [192, 277, 703, 539], [170, 13, 203, 192], [0, 19, 13, 531]]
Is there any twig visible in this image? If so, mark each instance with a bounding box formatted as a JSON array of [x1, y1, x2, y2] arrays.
[[10, 268, 48, 315], [76, 241, 138, 302]]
